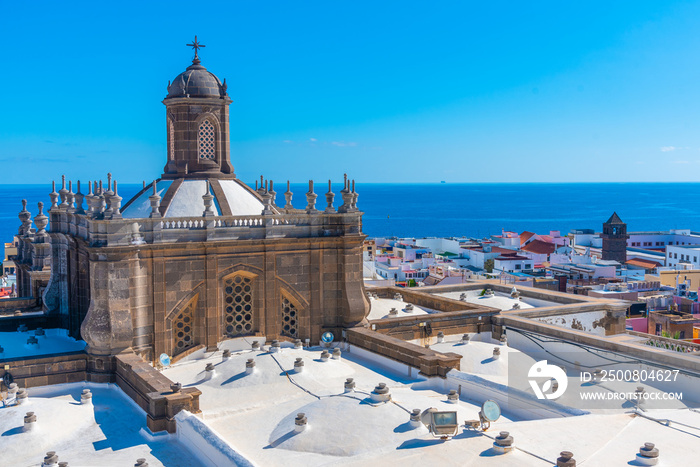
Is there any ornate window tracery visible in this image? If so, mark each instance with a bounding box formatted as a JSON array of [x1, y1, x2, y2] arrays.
[[281, 297, 298, 338], [223, 275, 254, 335], [173, 296, 197, 355], [198, 119, 215, 160]]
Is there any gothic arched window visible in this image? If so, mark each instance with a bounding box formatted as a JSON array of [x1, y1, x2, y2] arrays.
[[173, 296, 197, 356], [281, 297, 298, 338], [223, 274, 254, 336], [198, 119, 216, 160]]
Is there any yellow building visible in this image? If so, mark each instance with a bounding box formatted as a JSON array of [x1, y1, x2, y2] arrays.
[[656, 270, 700, 292]]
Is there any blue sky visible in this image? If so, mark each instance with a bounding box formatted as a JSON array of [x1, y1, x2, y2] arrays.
[[2, 1, 700, 184]]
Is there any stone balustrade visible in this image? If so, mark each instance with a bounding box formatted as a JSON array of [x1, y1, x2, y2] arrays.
[[627, 330, 700, 354], [47, 210, 363, 247]]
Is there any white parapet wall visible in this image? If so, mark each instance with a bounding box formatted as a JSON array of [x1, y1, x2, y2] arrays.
[[175, 410, 257, 467]]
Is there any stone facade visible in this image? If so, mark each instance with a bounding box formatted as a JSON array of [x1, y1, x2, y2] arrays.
[[24, 49, 370, 368]]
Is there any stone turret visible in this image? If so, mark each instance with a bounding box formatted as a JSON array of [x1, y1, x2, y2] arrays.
[[601, 212, 628, 264], [162, 39, 234, 179]]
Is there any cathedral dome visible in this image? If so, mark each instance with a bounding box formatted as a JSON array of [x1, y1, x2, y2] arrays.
[[166, 63, 227, 99], [121, 179, 266, 218]]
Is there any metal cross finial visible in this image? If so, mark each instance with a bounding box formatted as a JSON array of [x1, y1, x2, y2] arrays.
[[187, 35, 206, 63]]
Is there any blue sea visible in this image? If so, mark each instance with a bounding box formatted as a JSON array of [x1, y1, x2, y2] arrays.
[[2, 182, 700, 256]]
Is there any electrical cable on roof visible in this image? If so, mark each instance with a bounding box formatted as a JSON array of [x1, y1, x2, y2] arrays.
[[508, 327, 700, 378]]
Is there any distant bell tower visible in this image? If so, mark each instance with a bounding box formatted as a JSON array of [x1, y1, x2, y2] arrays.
[[601, 212, 628, 263], [162, 36, 235, 179]]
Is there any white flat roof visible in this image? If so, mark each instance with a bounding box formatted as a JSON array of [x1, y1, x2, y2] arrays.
[[0, 383, 202, 466], [158, 336, 700, 466], [366, 297, 431, 320]]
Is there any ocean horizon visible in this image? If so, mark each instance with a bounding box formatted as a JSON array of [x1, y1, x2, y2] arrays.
[[2, 182, 700, 256]]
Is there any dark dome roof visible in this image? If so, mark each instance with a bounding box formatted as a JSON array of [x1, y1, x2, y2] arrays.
[[166, 62, 227, 99]]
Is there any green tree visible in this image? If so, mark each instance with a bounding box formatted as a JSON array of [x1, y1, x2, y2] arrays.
[[484, 259, 494, 273]]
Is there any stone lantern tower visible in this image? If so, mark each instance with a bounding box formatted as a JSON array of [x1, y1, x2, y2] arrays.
[[162, 36, 235, 179]]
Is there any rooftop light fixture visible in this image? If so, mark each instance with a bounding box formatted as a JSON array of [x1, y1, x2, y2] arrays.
[[420, 408, 459, 439], [321, 332, 334, 347], [158, 353, 171, 369], [465, 400, 502, 431]]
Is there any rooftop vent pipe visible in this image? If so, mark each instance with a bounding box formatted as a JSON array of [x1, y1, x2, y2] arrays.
[[332, 348, 342, 360], [17, 324, 28, 333], [26, 336, 39, 349], [294, 358, 304, 373], [635, 386, 646, 407], [493, 431, 514, 453], [461, 334, 471, 344], [556, 451, 576, 467], [270, 340, 281, 353], [459, 293, 467, 301], [320, 350, 330, 362], [294, 413, 308, 432], [81, 389, 92, 405], [15, 388, 28, 405], [437, 331, 445, 344], [23, 412, 36, 432], [389, 307, 398, 316], [245, 359, 256, 374], [493, 347, 501, 360], [170, 382, 182, 394], [370, 383, 391, 402], [35, 327, 46, 337], [135, 459, 149, 467], [447, 390, 459, 403], [222, 349, 231, 361], [203, 363, 215, 381], [500, 334, 507, 346], [409, 409, 422, 428], [41, 451, 58, 467], [251, 341, 261, 351], [636, 442, 659, 465], [344, 378, 356, 392], [294, 339, 303, 349]]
